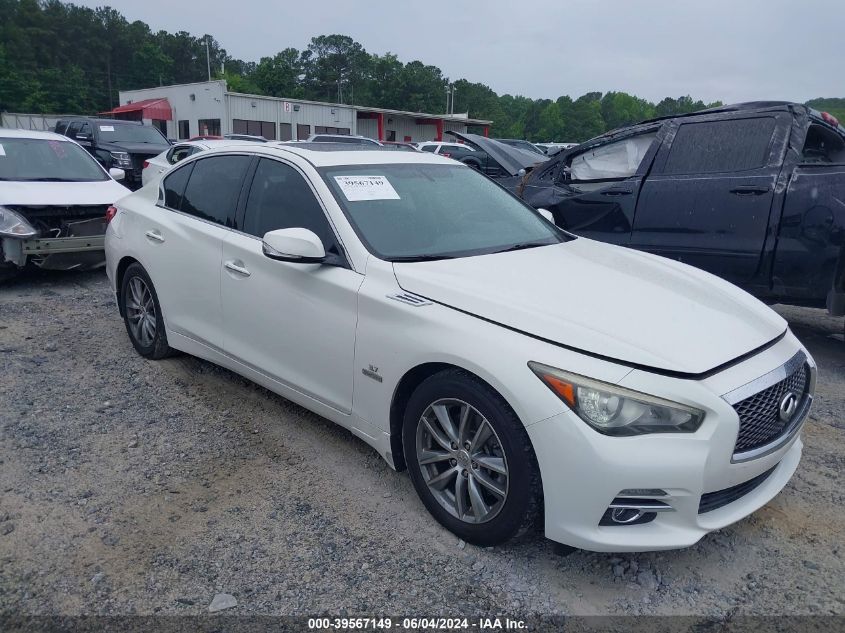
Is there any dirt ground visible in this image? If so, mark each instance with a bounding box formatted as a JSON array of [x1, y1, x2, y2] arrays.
[[1, 269, 843, 618]]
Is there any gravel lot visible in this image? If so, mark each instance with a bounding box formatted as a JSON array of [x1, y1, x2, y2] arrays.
[[1, 269, 843, 619]]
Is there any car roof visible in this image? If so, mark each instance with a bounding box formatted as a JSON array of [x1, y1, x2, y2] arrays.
[[176, 139, 257, 149], [208, 142, 454, 168], [0, 128, 74, 141]]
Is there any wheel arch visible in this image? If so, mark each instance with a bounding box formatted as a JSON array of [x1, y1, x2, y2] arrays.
[[115, 255, 140, 317], [388, 361, 521, 472]]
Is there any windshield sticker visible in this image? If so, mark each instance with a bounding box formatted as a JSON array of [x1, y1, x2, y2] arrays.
[[334, 175, 400, 202], [99, 125, 115, 132], [0, 144, 5, 157], [48, 140, 67, 158]]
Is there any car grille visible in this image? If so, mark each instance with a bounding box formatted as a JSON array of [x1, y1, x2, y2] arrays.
[[698, 465, 776, 514], [732, 363, 809, 454]]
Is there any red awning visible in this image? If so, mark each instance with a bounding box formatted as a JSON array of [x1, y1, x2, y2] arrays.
[[100, 98, 172, 120]]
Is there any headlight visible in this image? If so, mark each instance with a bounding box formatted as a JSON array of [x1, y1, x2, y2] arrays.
[[528, 361, 704, 436], [0, 206, 37, 238], [109, 151, 133, 168]]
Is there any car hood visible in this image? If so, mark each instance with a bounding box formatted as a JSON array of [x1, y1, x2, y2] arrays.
[[0, 179, 130, 206], [98, 141, 171, 154], [392, 238, 786, 376], [447, 131, 547, 176]]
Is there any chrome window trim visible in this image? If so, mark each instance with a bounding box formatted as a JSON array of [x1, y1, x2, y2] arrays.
[[156, 152, 355, 271]]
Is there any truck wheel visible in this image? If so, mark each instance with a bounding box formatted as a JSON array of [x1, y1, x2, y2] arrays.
[[0, 264, 21, 284]]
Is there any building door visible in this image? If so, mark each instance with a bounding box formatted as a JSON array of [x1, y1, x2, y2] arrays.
[[297, 124, 310, 140]]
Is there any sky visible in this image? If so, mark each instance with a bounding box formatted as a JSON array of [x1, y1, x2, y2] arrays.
[[74, 0, 842, 105]]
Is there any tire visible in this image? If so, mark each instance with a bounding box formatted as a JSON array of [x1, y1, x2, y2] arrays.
[[119, 262, 174, 359], [0, 264, 22, 284], [402, 369, 542, 546]]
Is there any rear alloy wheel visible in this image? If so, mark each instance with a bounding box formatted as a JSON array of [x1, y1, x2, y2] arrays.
[[120, 263, 173, 359], [403, 370, 541, 546]]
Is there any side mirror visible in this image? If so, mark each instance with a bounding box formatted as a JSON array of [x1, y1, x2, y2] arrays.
[[109, 167, 125, 181], [537, 208, 554, 223], [262, 228, 325, 264]]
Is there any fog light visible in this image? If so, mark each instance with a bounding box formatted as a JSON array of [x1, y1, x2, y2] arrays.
[[599, 496, 674, 527], [611, 508, 644, 523]]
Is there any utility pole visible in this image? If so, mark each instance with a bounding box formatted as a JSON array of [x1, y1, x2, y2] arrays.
[[205, 37, 212, 81], [451, 85, 457, 115]]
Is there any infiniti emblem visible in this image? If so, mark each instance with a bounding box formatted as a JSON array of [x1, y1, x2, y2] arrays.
[[778, 391, 799, 422]]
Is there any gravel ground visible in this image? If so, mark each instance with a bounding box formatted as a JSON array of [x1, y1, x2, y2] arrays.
[[0, 269, 843, 618]]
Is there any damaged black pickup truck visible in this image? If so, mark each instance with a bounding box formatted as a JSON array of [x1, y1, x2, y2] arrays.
[[516, 102, 845, 332]]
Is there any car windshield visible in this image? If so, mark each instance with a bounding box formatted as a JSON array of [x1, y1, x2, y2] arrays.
[[320, 163, 567, 261], [0, 137, 108, 182], [96, 123, 167, 144]]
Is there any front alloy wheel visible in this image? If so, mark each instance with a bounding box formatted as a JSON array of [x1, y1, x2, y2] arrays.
[[403, 369, 541, 546], [416, 399, 508, 524]]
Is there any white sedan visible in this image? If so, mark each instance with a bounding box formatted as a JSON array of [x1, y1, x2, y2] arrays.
[[141, 139, 249, 187], [105, 145, 815, 551], [1, 129, 129, 280]]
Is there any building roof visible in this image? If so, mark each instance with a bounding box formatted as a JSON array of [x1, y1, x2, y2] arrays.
[[101, 98, 173, 120], [225, 90, 492, 125]]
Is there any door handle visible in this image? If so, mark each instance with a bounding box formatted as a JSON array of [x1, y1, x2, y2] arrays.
[[601, 188, 633, 196], [224, 260, 251, 277], [730, 185, 771, 196], [144, 229, 165, 243]]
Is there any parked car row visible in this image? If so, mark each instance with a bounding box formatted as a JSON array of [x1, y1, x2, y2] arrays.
[[103, 139, 815, 552]]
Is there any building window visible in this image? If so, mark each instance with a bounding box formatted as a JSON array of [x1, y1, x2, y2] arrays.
[[232, 119, 277, 140], [314, 126, 351, 135], [386, 130, 396, 142], [279, 123, 292, 141], [198, 119, 221, 137], [178, 120, 190, 139]]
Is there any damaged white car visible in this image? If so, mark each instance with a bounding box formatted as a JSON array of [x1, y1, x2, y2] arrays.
[[0, 129, 129, 282]]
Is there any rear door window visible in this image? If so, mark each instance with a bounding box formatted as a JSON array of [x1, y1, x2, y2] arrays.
[[161, 162, 194, 210], [179, 155, 251, 227], [662, 118, 776, 174], [242, 158, 340, 254]]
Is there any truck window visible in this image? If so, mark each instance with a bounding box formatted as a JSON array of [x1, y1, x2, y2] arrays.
[[566, 132, 657, 189], [802, 124, 845, 164], [662, 117, 776, 174]]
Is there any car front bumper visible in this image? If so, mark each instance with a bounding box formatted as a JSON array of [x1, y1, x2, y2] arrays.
[[526, 331, 813, 552]]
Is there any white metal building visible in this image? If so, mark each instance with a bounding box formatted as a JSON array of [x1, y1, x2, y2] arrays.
[[111, 80, 492, 143]]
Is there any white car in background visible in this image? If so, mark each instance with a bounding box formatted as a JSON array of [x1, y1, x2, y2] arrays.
[[141, 139, 249, 186], [105, 144, 814, 551], [0, 129, 129, 281]]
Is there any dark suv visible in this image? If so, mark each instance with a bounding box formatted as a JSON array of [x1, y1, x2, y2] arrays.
[[55, 118, 171, 189]]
